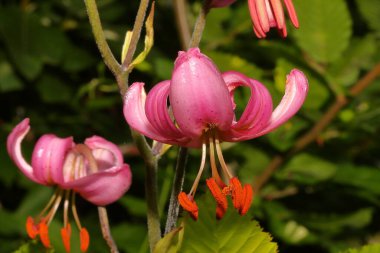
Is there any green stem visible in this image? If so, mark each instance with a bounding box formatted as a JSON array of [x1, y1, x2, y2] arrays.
[[164, 147, 188, 234], [131, 130, 161, 252], [188, 2, 210, 48], [84, 0, 121, 78], [173, 0, 191, 50]]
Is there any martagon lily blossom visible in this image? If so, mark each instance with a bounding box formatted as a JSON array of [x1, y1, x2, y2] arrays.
[[7, 118, 132, 252], [124, 48, 308, 220], [248, 0, 299, 38]]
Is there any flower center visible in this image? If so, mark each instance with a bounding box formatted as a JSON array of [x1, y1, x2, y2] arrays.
[[25, 144, 97, 252]]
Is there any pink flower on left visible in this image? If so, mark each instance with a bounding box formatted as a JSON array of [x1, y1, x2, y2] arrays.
[[7, 118, 132, 253]]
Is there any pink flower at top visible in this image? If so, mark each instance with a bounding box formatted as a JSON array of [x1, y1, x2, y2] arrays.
[[124, 48, 308, 220], [248, 0, 299, 38], [7, 118, 132, 252]]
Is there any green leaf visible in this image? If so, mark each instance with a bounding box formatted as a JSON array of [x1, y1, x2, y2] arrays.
[[333, 165, 380, 195], [292, 0, 352, 63], [277, 153, 337, 185], [341, 243, 380, 253], [36, 75, 72, 103], [0, 61, 23, 92], [13, 240, 55, 253], [327, 35, 377, 87], [157, 193, 278, 253], [153, 227, 182, 253], [356, 0, 380, 34]]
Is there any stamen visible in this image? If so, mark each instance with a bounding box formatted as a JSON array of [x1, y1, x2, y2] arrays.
[[206, 178, 228, 219], [208, 135, 224, 186], [230, 177, 244, 210], [63, 190, 71, 228], [80, 228, 90, 252], [189, 142, 207, 196], [240, 184, 254, 215], [74, 144, 98, 174], [178, 192, 199, 220], [60, 223, 72, 253], [214, 137, 233, 179], [45, 190, 64, 225], [26, 216, 39, 239], [37, 188, 63, 220], [71, 192, 83, 230], [38, 220, 51, 248]]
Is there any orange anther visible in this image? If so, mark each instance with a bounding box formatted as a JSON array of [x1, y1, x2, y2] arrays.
[[230, 177, 244, 210], [60, 223, 72, 253], [80, 228, 90, 252], [26, 216, 39, 239], [178, 192, 199, 220], [206, 178, 228, 219], [39, 220, 51, 248], [240, 184, 254, 215]]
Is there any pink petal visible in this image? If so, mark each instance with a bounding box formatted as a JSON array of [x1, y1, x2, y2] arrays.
[[256, 69, 308, 136], [248, 0, 266, 38], [124, 82, 190, 146], [145, 80, 187, 141], [170, 48, 234, 137], [62, 164, 132, 206], [284, 0, 299, 28], [256, 0, 270, 32], [220, 71, 273, 142], [269, 0, 285, 29], [31, 134, 74, 185], [85, 136, 123, 169], [6, 118, 41, 184]]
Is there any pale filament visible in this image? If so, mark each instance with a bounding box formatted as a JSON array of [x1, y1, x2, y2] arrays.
[[45, 190, 64, 225], [209, 135, 223, 184], [71, 192, 83, 230], [189, 142, 207, 196], [63, 190, 71, 227], [214, 137, 233, 179], [74, 144, 99, 174], [37, 188, 63, 220]]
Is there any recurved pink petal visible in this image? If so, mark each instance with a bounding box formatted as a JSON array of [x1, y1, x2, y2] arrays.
[[62, 164, 132, 206], [170, 48, 234, 138], [85, 136, 123, 169], [6, 118, 41, 184], [256, 69, 308, 137], [220, 71, 273, 142], [256, 0, 270, 32], [124, 82, 190, 146], [31, 134, 74, 185], [145, 80, 186, 141], [269, 0, 285, 29]]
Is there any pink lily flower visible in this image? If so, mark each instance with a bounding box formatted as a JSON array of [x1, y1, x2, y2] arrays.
[[248, 0, 299, 38], [7, 118, 132, 253], [208, 0, 237, 8], [124, 48, 308, 219]]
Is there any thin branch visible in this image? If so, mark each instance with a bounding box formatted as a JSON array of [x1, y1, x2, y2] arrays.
[[98, 207, 119, 253], [164, 147, 188, 234], [188, 3, 210, 48], [253, 62, 380, 193], [173, 0, 191, 50], [84, 0, 121, 78]]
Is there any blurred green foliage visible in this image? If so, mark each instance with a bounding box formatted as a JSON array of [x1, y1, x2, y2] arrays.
[[1, 0, 380, 253]]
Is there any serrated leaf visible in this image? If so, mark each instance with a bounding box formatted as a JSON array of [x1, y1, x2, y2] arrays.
[[341, 243, 380, 253], [292, 0, 352, 63], [157, 193, 278, 253]]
